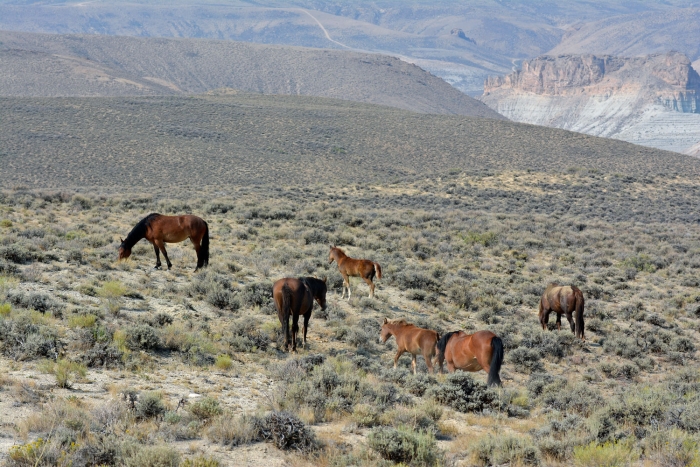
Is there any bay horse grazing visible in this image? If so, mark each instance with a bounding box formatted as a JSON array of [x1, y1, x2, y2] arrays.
[[118, 213, 209, 271], [380, 318, 439, 374], [328, 245, 382, 299], [273, 277, 327, 352], [539, 283, 585, 340], [436, 330, 504, 387]]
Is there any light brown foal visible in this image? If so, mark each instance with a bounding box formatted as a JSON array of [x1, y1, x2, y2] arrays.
[[436, 330, 504, 386], [380, 318, 439, 374], [328, 245, 382, 299]]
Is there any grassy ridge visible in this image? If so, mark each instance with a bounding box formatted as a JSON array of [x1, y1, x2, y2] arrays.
[[2, 94, 699, 191]]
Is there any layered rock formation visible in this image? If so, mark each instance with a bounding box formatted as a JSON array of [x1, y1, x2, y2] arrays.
[[482, 52, 700, 155]]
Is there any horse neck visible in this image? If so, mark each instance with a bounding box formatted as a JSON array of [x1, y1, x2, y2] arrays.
[[123, 225, 146, 250], [332, 249, 347, 261]]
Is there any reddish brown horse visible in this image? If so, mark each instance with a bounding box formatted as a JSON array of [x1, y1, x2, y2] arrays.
[[436, 330, 504, 386], [539, 283, 585, 340], [273, 277, 327, 352], [118, 213, 209, 271], [328, 245, 382, 299], [380, 318, 439, 374]]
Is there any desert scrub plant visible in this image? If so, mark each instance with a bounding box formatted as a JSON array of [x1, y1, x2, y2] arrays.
[[125, 324, 160, 350], [426, 373, 497, 413], [98, 280, 126, 316], [189, 397, 223, 420], [68, 313, 97, 328], [642, 429, 700, 467], [7, 438, 58, 467], [121, 443, 180, 467], [214, 354, 233, 370], [367, 425, 443, 466], [40, 358, 87, 388], [471, 435, 540, 466], [255, 411, 319, 453], [182, 456, 221, 467], [208, 412, 261, 446], [135, 391, 166, 420], [572, 440, 638, 467], [0, 310, 62, 360]]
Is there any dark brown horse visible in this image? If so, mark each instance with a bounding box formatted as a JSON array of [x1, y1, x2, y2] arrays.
[[328, 245, 382, 299], [539, 283, 585, 340], [118, 213, 209, 271], [436, 330, 504, 386], [380, 318, 439, 374], [273, 277, 327, 352]]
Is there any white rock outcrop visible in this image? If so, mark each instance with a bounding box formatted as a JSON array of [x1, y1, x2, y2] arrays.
[[481, 52, 700, 155]]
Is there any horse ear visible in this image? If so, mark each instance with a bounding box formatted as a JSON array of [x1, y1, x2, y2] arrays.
[[383, 317, 388, 324], [322, 276, 327, 283], [120, 237, 124, 243]]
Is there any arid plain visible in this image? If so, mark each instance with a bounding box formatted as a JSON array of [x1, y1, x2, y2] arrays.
[[1, 93, 700, 466]]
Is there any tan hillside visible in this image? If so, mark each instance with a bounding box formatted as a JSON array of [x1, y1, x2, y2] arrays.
[[0, 30, 503, 119]]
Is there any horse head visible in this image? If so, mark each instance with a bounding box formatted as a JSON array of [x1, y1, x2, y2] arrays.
[[328, 245, 337, 263], [117, 237, 131, 260], [379, 317, 393, 343]]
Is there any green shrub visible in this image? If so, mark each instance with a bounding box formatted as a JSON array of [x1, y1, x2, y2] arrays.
[[214, 355, 233, 370], [135, 391, 166, 420], [126, 324, 160, 350], [122, 444, 180, 467], [572, 440, 638, 467], [368, 426, 442, 466], [190, 397, 223, 420], [240, 281, 273, 308]]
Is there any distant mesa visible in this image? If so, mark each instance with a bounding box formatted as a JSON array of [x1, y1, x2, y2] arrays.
[[450, 28, 476, 45], [481, 51, 700, 155]]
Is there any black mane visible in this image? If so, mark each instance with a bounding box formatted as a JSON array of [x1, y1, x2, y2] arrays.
[[121, 213, 160, 250], [299, 276, 327, 298], [436, 330, 460, 360]]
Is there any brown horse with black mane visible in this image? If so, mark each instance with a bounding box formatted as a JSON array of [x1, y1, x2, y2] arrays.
[[380, 318, 439, 374], [539, 283, 585, 340], [436, 330, 504, 386], [273, 277, 327, 352], [328, 245, 382, 299], [118, 213, 209, 271]]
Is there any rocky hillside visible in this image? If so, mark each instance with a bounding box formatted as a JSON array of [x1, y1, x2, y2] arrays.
[[481, 52, 700, 155], [0, 31, 503, 119]]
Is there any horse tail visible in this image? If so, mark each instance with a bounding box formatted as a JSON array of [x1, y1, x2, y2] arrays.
[[436, 331, 458, 362], [374, 262, 382, 280], [200, 221, 210, 268], [487, 336, 504, 387], [574, 288, 585, 340]]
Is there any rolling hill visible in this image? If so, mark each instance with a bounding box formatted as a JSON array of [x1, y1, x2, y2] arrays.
[[2, 93, 698, 192], [0, 30, 502, 118]]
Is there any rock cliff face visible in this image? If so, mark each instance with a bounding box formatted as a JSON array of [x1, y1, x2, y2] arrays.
[[482, 52, 700, 155]]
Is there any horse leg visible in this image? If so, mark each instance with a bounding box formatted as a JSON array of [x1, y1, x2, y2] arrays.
[[556, 313, 562, 331], [540, 309, 550, 331], [394, 349, 405, 369], [566, 312, 575, 334], [302, 311, 311, 349], [342, 273, 351, 300], [292, 313, 300, 352], [423, 349, 435, 374], [411, 354, 417, 375], [155, 240, 172, 270], [363, 276, 375, 299], [190, 237, 201, 272], [447, 361, 456, 373], [152, 243, 162, 269]]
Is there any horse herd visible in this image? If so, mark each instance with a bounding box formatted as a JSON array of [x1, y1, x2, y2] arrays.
[[118, 213, 586, 387]]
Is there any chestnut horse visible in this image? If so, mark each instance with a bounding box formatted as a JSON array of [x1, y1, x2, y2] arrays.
[[328, 246, 382, 299], [118, 213, 209, 271], [380, 318, 439, 374], [273, 277, 327, 352], [436, 330, 504, 386], [539, 283, 585, 340]]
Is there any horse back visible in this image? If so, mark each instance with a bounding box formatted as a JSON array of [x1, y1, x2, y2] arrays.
[[339, 257, 376, 278], [396, 325, 438, 354], [272, 278, 313, 317]]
